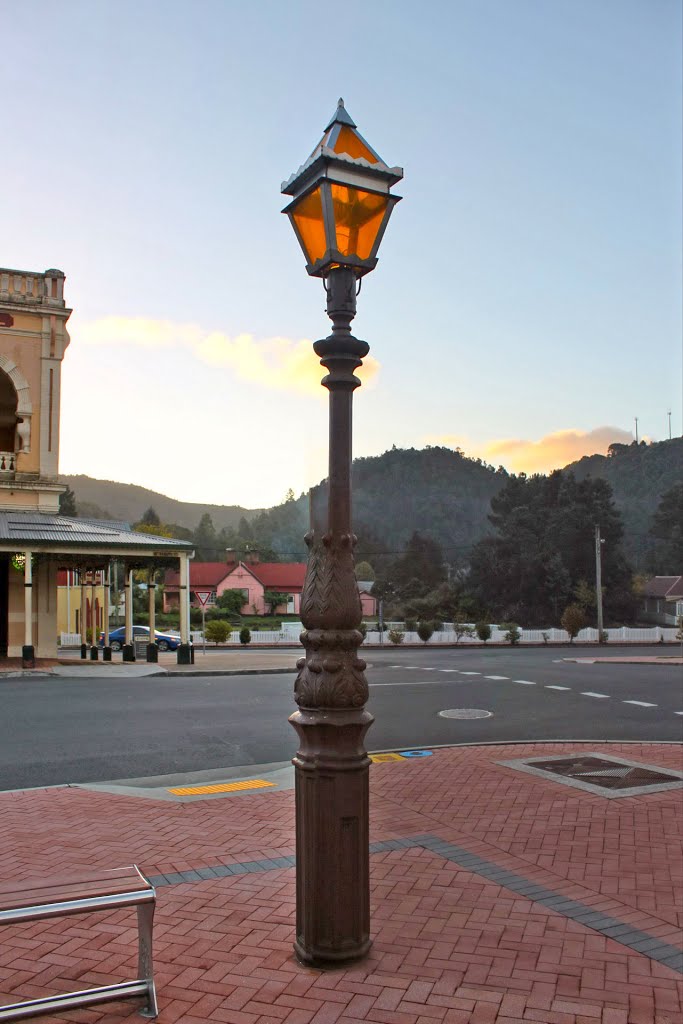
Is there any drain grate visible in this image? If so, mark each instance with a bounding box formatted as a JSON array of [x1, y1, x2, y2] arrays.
[[532, 756, 677, 790], [498, 753, 683, 798]]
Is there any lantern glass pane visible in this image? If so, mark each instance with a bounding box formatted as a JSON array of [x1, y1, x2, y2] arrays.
[[330, 184, 388, 260], [291, 186, 327, 264], [332, 126, 379, 163]]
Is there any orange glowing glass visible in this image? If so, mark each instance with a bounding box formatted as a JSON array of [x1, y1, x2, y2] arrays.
[[291, 187, 327, 264], [330, 184, 388, 259], [331, 126, 379, 163]]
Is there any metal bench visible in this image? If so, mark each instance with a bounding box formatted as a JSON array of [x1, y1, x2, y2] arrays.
[[0, 865, 158, 1020]]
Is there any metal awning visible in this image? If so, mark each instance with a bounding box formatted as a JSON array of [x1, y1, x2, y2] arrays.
[[0, 512, 193, 566]]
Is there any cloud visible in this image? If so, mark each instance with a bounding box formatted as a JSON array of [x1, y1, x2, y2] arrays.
[[76, 316, 380, 396], [427, 426, 634, 473]]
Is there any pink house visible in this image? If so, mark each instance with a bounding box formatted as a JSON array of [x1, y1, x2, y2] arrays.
[[163, 551, 377, 617]]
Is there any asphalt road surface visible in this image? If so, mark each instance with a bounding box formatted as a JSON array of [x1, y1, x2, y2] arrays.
[[1, 646, 680, 791]]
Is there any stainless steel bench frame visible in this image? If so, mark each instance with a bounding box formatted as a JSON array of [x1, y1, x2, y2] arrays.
[[0, 870, 158, 1020]]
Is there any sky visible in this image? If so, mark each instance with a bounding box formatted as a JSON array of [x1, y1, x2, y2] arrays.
[[3, 0, 681, 510]]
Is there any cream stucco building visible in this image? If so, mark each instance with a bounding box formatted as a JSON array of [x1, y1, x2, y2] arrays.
[[0, 267, 193, 663]]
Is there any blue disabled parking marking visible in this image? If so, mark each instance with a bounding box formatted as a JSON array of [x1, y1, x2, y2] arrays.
[[398, 750, 433, 758]]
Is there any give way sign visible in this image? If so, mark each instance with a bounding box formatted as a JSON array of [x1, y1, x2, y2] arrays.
[[195, 591, 212, 607]]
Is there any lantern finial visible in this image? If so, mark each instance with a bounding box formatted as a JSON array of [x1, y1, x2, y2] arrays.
[[325, 98, 357, 131]]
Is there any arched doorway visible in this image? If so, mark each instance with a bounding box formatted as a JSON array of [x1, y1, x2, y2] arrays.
[[0, 370, 17, 452]]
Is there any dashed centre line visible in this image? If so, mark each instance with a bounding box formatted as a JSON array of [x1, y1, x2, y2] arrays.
[[377, 666, 678, 714]]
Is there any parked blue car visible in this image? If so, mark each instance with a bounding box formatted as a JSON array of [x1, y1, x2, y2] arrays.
[[98, 626, 182, 652]]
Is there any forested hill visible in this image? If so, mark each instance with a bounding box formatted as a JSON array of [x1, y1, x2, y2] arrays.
[[250, 447, 508, 564], [564, 438, 682, 567], [58, 474, 259, 533], [60, 439, 681, 569]]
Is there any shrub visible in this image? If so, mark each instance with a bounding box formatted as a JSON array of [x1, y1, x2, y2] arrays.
[[475, 622, 491, 643], [205, 620, 230, 645], [432, 618, 443, 632], [358, 621, 368, 640], [541, 631, 549, 644], [239, 627, 251, 645], [417, 620, 434, 643], [405, 619, 417, 632], [501, 622, 521, 645], [388, 629, 404, 645], [560, 604, 586, 642], [453, 622, 474, 643]]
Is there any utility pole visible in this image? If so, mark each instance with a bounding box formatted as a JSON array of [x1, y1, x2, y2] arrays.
[[595, 524, 604, 641], [634, 417, 639, 444], [668, 409, 672, 440]]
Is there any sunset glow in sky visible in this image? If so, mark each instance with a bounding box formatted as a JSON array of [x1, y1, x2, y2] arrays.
[[3, 0, 681, 509]]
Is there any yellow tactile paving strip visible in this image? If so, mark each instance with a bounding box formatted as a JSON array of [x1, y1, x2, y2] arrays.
[[168, 779, 276, 796]]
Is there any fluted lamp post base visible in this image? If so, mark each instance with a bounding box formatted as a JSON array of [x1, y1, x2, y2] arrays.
[[290, 701, 374, 966]]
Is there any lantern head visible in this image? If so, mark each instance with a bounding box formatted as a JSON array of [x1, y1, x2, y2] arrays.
[[282, 99, 403, 278]]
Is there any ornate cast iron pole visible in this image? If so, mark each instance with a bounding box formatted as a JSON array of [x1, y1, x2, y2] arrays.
[[290, 266, 372, 966], [282, 100, 402, 966]]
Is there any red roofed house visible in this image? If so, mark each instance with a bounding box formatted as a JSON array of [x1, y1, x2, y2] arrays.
[[164, 550, 377, 617]]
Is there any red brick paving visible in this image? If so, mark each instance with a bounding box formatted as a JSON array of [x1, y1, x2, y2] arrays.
[[0, 742, 681, 1023]]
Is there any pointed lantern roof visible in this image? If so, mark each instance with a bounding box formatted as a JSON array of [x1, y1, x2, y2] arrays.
[[282, 99, 403, 198]]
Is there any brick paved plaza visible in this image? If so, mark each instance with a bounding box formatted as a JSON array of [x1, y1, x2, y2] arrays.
[[0, 743, 681, 1024]]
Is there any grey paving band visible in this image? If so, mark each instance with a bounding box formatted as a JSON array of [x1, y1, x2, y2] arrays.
[[148, 834, 683, 975]]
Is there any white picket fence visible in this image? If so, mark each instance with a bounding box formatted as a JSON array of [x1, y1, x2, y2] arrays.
[[189, 623, 680, 646], [376, 624, 679, 645], [60, 624, 680, 648]]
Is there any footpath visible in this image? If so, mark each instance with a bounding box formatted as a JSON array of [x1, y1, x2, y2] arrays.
[[0, 649, 680, 678], [0, 739, 681, 1024]]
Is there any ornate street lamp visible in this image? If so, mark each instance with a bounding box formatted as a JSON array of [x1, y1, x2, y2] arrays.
[[282, 99, 402, 966]]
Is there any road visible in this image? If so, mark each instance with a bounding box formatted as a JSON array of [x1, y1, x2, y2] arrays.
[[0, 646, 680, 791]]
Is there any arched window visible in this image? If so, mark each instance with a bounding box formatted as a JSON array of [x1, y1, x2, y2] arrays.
[[0, 370, 18, 452]]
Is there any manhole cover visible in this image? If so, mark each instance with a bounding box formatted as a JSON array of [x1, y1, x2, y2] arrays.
[[532, 756, 677, 790], [498, 753, 683, 798], [438, 708, 492, 720]]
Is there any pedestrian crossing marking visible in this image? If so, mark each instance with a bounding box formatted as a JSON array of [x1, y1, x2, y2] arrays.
[[168, 779, 276, 796], [369, 750, 434, 763]]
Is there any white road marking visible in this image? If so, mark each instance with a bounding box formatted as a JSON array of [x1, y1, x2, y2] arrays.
[[513, 680, 536, 685], [422, 667, 436, 671], [441, 669, 458, 673], [623, 700, 658, 708], [581, 691, 610, 699], [460, 671, 481, 675], [485, 675, 509, 680], [370, 680, 451, 687], [546, 685, 571, 690], [675, 711, 683, 716]]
